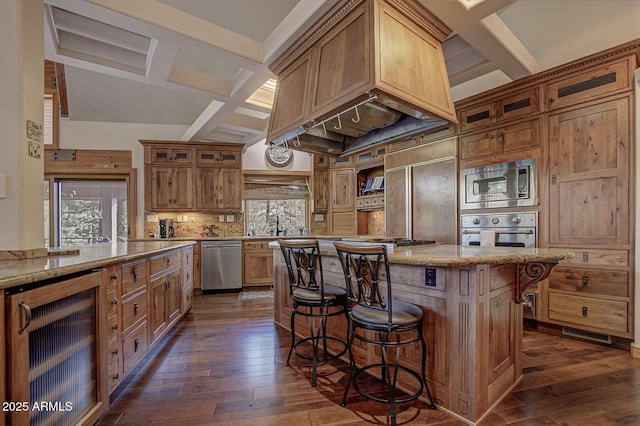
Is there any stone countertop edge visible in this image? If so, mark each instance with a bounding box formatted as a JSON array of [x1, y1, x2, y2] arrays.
[[0, 241, 196, 290], [268, 241, 575, 267]]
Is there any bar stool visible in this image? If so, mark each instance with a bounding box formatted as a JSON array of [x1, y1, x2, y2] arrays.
[[333, 242, 436, 425], [278, 239, 349, 387]]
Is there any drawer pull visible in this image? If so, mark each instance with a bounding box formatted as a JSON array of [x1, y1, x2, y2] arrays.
[[134, 302, 140, 314], [111, 272, 118, 279], [133, 269, 139, 283], [112, 348, 118, 355], [111, 298, 118, 305], [582, 306, 588, 317], [166, 280, 172, 289], [166, 258, 170, 267], [112, 323, 118, 330], [113, 373, 119, 381], [134, 338, 140, 352], [582, 276, 589, 286]]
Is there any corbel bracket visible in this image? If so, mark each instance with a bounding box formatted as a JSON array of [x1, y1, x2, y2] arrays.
[[516, 262, 558, 303]]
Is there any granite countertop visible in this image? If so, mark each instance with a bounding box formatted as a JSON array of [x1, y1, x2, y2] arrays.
[[270, 240, 574, 267], [0, 241, 196, 290]]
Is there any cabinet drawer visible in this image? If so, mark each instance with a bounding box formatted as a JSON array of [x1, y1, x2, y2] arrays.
[[107, 289, 118, 317], [150, 250, 181, 277], [122, 290, 148, 333], [244, 241, 267, 250], [107, 337, 121, 366], [182, 247, 193, 266], [547, 58, 633, 110], [121, 259, 148, 295], [122, 321, 148, 375], [558, 248, 628, 267], [107, 314, 119, 342], [108, 357, 121, 393], [549, 267, 628, 297], [548, 293, 627, 333]]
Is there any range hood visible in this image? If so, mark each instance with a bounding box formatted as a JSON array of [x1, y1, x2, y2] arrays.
[[267, 0, 457, 157]]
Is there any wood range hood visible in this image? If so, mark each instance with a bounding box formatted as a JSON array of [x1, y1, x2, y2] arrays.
[[266, 0, 457, 157]]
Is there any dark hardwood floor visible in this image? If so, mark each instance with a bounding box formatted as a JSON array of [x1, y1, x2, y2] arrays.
[[98, 291, 640, 425]]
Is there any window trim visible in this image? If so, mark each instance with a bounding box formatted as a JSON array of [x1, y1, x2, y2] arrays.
[[44, 89, 59, 150], [44, 170, 137, 247]]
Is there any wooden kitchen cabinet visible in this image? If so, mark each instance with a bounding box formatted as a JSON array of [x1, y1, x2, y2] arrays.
[[546, 56, 634, 111], [458, 86, 540, 132], [546, 94, 633, 339], [459, 118, 540, 161], [182, 246, 194, 312], [243, 240, 274, 288], [149, 251, 182, 345], [196, 167, 242, 210], [147, 166, 194, 210], [106, 265, 122, 394], [313, 168, 329, 212], [119, 258, 149, 376], [141, 140, 243, 212], [548, 97, 630, 247], [330, 167, 356, 235]]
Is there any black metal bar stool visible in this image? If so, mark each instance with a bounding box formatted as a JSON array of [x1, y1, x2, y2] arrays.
[[333, 242, 436, 425], [278, 239, 349, 387]]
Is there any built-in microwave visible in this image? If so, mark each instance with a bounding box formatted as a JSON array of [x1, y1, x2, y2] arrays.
[[460, 158, 537, 210]]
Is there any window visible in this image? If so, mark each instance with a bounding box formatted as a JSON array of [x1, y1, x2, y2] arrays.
[[44, 177, 131, 247], [244, 174, 310, 236], [44, 91, 59, 149]]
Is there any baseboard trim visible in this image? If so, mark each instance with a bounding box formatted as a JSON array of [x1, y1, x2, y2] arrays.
[[631, 342, 640, 359]]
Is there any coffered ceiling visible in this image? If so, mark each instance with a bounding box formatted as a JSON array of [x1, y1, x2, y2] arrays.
[[43, 0, 640, 149]]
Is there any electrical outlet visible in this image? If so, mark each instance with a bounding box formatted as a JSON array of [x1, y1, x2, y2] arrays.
[[219, 215, 225, 222], [183, 215, 189, 222], [314, 214, 325, 222], [226, 214, 235, 222], [147, 214, 159, 223], [425, 268, 437, 287], [177, 215, 183, 222]]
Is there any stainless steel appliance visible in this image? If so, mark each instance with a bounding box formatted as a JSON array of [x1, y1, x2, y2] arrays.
[[460, 158, 537, 210], [201, 240, 242, 293], [158, 218, 174, 238], [460, 211, 537, 248]]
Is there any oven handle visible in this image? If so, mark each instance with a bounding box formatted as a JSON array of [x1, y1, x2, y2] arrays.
[[462, 229, 534, 235]]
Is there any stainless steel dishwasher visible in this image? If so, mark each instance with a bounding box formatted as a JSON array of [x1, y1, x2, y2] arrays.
[[201, 240, 242, 293]]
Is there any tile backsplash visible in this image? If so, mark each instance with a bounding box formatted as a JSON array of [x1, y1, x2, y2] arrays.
[[144, 212, 244, 238]]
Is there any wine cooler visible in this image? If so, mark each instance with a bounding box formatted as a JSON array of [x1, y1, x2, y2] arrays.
[[5, 269, 108, 426]]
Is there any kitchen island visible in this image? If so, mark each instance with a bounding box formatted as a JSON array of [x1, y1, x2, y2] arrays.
[[271, 242, 573, 425], [1, 240, 196, 426]]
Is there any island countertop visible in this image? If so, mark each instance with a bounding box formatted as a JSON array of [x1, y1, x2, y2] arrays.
[[0, 241, 196, 290], [269, 241, 575, 266]]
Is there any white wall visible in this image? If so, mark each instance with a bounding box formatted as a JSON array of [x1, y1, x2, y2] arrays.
[[243, 140, 312, 171]]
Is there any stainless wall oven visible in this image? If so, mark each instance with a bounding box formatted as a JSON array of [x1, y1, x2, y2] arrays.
[[460, 211, 537, 248], [460, 158, 537, 210]]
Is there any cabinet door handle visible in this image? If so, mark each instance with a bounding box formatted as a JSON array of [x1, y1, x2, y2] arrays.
[[549, 97, 556, 104], [582, 306, 588, 317], [166, 280, 172, 289], [582, 276, 589, 286], [111, 272, 118, 279], [134, 302, 140, 314], [112, 348, 119, 355], [111, 298, 118, 305], [113, 373, 119, 381], [112, 323, 118, 330], [133, 269, 139, 283], [134, 338, 140, 352], [18, 300, 32, 335]]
